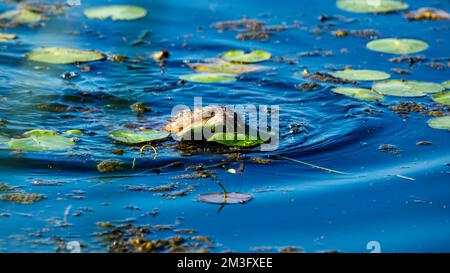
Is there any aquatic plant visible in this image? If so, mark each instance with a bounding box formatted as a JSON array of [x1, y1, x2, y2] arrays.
[[84, 5, 147, 21]]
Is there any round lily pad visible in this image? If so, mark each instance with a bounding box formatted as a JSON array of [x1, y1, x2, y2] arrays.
[[26, 47, 105, 64], [0, 9, 42, 23], [8, 130, 74, 151], [427, 116, 450, 131], [84, 5, 147, 21], [336, 0, 408, 14], [367, 38, 428, 55], [188, 59, 268, 74], [431, 92, 450, 105], [198, 192, 253, 204], [331, 87, 384, 101], [0, 33, 16, 42], [372, 80, 443, 97], [221, 50, 271, 63], [331, 69, 390, 81], [180, 73, 237, 83], [109, 129, 170, 144], [207, 133, 265, 147], [443, 81, 450, 89]]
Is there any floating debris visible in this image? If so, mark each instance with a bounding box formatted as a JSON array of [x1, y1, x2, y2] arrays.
[[0, 33, 16, 42], [404, 8, 450, 21], [378, 144, 401, 155], [1, 192, 45, 205], [277, 156, 348, 175], [303, 71, 357, 84], [97, 160, 125, 173], [60, 71, 79, 80]]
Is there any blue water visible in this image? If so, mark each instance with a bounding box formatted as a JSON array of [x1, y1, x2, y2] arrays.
[[0, 0, 449, 253]]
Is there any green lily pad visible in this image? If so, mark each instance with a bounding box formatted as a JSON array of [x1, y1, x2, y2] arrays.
[[0, 9, 42, 23], [180, 73, 237, 83], [188, 58, 269, 74], [65, 129, 83, 135], [431, 92, 450, 105], [221, 50, 271, 63], [331, 69, 390, 81], [336, 0, 408, 14], [367, 38, 428, 55], [8, 130, 74, 151], [109, 129, 170, 144], [372, 80, 443, 97], [427, 116, 450, 131], [84, 5, 147, 21], [207, 132, 265, 147], [0, 33, 16, 42], [443, 81, 450, 89], [331, 87, 384, 101], [198, 192, 253, 204], [26, 47, 105, 64]]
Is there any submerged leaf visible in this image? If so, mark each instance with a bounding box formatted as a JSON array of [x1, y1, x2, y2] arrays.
[[84, 5, 147, 21], [336, 0, 408, 14], [8, 130, 74, 151], [0, 9, 42, 23], [198, 192, 253, 204], [109, 130, 169, 144], [221, 50, 271, 63], [26, 47, 105, 64], [331, 87, 384, 101], [179, 73, 236, 83], [427, 116, 450, 131], [207, 132, 266, 147], [0, 33, 16, 42], [331, 69, 391, 81], [366, 38, 429, 55], [431, 92, 450, 105], [372, 80, 443, 97], [188, 58, 268, 74]]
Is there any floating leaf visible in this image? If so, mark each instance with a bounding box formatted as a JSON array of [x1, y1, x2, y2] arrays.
[[366, 38, 428, 54], [336, 0, 408, 13], [0, 33, 16, 42], [8, 130, 74, 151], [64, 129, 83, 135], [0, 9, 42, 23], [443, 81, 450, 89], [372, 80, 443, 97], [331, 87, 384, 101], [109, 129, 169, 144], [331, 69, 391, 81], [84, 5, 147, 21], [207, 132, 265, 147], [221, 50, 271, 63], [188, 58, 268, 74], [427, 116, 450, 131], [404, 8, 450, 21], [180, 73, 236, 83], [198, 192, 253, 204], [431, 92, 450, 105], [26, 47, 105, 64]]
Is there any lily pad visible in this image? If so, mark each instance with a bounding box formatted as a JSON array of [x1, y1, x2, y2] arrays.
[[431, 92, 450, 105], [372, 80, 443, 97], [188, 58, 268, 74], [427, 116, 450, 131], [180, 73, 236, 83], [0, 9, 42, 23], [336, 0, 408, 14], [443, 81, 450, 89], [109, 129, 169, 144], [207, 132, 265, 147], [84, 5, 147, 21], [331, 87, 384, 101], [26, 47, 105, 64], [0, 33, 16, 42], [198, 192, 253, 204], [221, 50, 271, 63], [331, 69, 391, 81], [8, 130, 74, 151], [366, 38, 429, 54]]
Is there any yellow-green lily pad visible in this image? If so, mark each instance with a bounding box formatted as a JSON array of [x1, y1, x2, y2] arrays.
[[188, 58, 268, 74], [26, 47, 105, 64], [207, 132, 265, 147], [109, 129, 169, 144], [198, 192, 253, 204], [336, 0, 408, 14], [65, 129, 83, 135], [427, 116, 450, 131], [331, 69, 391, 81], [372, 80, 443, 97], [221, 50, 271, 63], [180, 73, 237, 83], [84, 5, 147, 21], [366, 38, 429, 54], [0, 33, 16, 42], [0, 9, 42, 23], [8, 130, 74, 151], [443, 81, 450, 89], [431, 92, 450, 105], [331, 87, 384, 101]]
